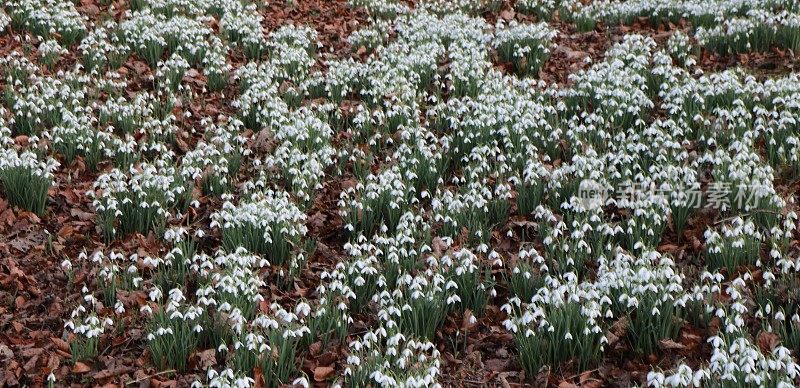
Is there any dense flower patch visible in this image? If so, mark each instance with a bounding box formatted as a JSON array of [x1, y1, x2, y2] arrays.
[[3, 0, 800, 386]]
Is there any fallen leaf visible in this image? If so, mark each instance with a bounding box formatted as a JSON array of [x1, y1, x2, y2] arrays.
[[309, 341, 322, 357], [313, 366, 335, 382], [499, 10, 515, 20], [432, 237, 448, 257], [176, 136, 191, 153], [659, 339, 686, 350], [94, 366, 133, 380], [606, 331, 621, 347], [152, 380, 177, 388], [58, 224, 75, 238], [308, 211, 327, 230], [316, 351, 337, 367], [252, 129, 276, 154], [583, 380, 603, 388], [23, 354, 38, 371], [10, 235, 38, 253], [20, 348, 43, 358], [70, 208, 94, 221], [0, 344, 13, 359], [15, 295, 26, 309], [657, 243, 679, 254], [579, 371, 594, 385], [73, 362, 91, 374], [196, 349, 216, 370], [77, 3, 100, 16], [254, 367, 264, 388], [485, 358, 510, 371], [130, 60, 150, 75], [758, 331, 780, 353], [46, 354, 59, 371]]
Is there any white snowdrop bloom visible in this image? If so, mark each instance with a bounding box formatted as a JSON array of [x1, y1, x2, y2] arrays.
[[114, 301, 125, 314], [295, 301, 311, 317], [0, 10, 10, 33]]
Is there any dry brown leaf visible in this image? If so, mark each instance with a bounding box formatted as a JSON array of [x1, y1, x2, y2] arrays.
[[757, 331, 780, 353], [499, 10, 515, 20], [50, 338, 69, 353], [309, 341, 322, 357], [72, 362, 91, 374], [70, 208, 94, 221], [196, 349, 217, 370], [485, 358, 510, 372], [659, 338, 687, 350], [308, 211, 327, 230], [313, 366, 335, 382]]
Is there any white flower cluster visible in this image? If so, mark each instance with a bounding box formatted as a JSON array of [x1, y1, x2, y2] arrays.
[[376, 266, 459, 340], [349, 0, 410, 19], [347, 23, 389, 52], [268, 25, 318, 82], [667, 30, 694, 65], [79, 20, 130, 71], [516, 0, 579, 20], [219, 0, 265, 58], [307, 266, 354, 345], [228, 303, 310, 384], [503, 274, 608, 374], [83, 250, 145, 305], [201, 368, 255, 388], [9, 0, 86, 44], [5, 65, 78, 136], [696, 9, 800, 54], [203, 35, 231, 91], [0, 146, 59, 215], [574, 0, 770, 31], [344, 328, 442, 387], [208, 248, 268, 319], [597, 250, 688, 354], [119, 7, 215, 66], [258, 107, 335, 203], [0, 9, 9, 34], [0, 147, 59, 181], [155, 53, 190, 91], [64, 292, 114, 361], [88, 159, 189, 239], [493, 20, 557, 75], [339, 166, 415, 235], [418, 0, 496, 15], [37, 38, 67, 67], [233, 62, 289, 129], [211, 190, 308, 265], [180, 117, 249, 195], [704, 217, 763, 271]]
